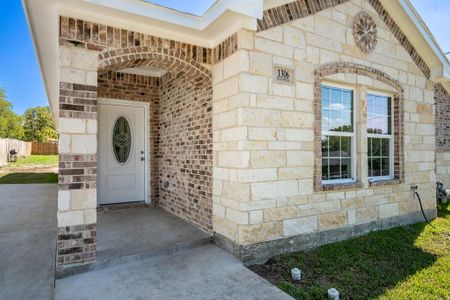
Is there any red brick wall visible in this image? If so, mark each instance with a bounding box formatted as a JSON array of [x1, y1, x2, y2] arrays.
[[158, 74, 213, 233]]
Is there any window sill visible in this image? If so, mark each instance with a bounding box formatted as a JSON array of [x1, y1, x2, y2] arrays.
[[321, 181, 364, 192], [368, 178, 400, 187]]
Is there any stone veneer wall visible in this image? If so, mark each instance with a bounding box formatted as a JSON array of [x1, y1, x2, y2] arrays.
[[212, 0, 436, 262], [97, 72, 161, 201], [158, 74, 214, 233], [435, 83, 450, 187]]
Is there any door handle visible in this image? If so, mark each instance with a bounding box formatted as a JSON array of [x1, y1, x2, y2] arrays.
[[140, 157, 145, 161]]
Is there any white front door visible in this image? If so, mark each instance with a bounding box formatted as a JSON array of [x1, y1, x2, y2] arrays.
[[98, 100, 147, 205]]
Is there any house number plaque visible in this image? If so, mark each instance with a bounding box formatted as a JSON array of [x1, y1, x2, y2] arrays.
[[274, 66, 294, 84]]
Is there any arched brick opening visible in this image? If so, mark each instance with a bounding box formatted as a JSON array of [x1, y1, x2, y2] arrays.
[[98, 46, 212, 86], [313, 62, 404, 191], [97, 46, 213, 233]]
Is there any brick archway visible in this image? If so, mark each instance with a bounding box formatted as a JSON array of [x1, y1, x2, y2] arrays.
[[98, 46, 212, 86], [313, 62, 404, 191]]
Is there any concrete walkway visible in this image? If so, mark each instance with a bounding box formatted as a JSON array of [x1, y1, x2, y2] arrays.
[[56, 244, 292, 300], [0, 184, 57, 300]]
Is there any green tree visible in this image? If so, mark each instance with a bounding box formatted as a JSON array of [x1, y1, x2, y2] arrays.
[[23, 106, 57, 142], [0, 87, 24, 139]]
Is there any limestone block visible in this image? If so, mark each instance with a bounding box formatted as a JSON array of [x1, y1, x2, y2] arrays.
[[296, 82, 314, 100], [256, 26, 283, 42], [297, 200, 340, 217], [239, 74, 269, 94], [347, 209, 356, 225], [237, 168, 278, 183], [250, 52, 273, 76], [284, 26, 306, 48], [379, 203, 399, 219], [59, 134, 71, 154], [241, 199, 277, 211], [86, 120, 97, 134], [249, 210, 263, 224], [221, 127, 248, 141], [84, 209, 97, 224], [256, 95, 294, 110], [213, 204, 226, 218], [249, 127, 277, 141], [286, 151, 314, 167], [284, 128, 314, 142], [318, 211, 347, 230], [238, 29, 254, 50], [68, 47, 99, 71], [250, 151, 286, 168], [71, 135, 97, 154], [226, 208, 249, 225], [224, 50, 250, 79], [213, 77, 239, 100], [238, 221, 283, 244], [86, 72, 98, 86], [298, 179, 313, 195], [356, 206, 379, 224], [272, 84, 296, 98], [60, 67, 85, 85], [278, 167, 313, 180], [281, 111, 314, 127], [58, 211, 84, 227], [59, 118, 86, 134], [214, 216, 238, 241], [264, 206, 297, 222], [255, 38, 294, 58], [218, 151, 250, 168], [283, 216, 317, 236], [251, 180, 299, 200], [58, 190, 70, 211], [214, 110, 237, 130], [70, 189, 97, 210], [239, 108, 281, 127], [223, 181, 251, 202]]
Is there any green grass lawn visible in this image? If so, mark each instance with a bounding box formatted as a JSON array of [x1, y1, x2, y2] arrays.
[[6, 155, 58, 168], [0, 155, 58, 184], [250, 204, 450, 300], [0, 172, 58, 184]]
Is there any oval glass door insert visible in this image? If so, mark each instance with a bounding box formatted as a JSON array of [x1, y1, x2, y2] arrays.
[[113, 116, 132, 164]]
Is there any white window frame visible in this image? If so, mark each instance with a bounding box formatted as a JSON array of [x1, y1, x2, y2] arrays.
[[367, 90, 395, 182], [321, 82, 357, 185]]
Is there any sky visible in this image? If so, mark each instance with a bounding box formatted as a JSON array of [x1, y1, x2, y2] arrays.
[[0, 0, 448, 115]]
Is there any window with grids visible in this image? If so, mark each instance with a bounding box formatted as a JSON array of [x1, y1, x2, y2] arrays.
[[321, 85, 354, 183], [367, 93, 393, 179]]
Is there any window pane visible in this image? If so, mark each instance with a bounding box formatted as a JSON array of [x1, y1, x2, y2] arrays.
[[341, 137, 351, 158], [382, 158, 390, 176], [329, 110, 342, 132], [371, 158, 381, 177], [322, 136, 329, 158], [382, 139, 390, 157], [322, 109, 330, 131], [322, 159, 329, 180], [343, 90, 353, 110], [328, 136, 340, 157], [341, 158, 352, 179], [372, 138, 381, 156], [342, 110, 353, 132], [329, 159, 340, 179], [322, 86, 330, 109], [367, 94, 391, 135]]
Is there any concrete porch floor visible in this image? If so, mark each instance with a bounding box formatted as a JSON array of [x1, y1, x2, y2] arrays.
[[97, 206, 212, 264]]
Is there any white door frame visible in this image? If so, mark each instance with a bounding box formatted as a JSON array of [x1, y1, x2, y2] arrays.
[[97, 98, 150, 205]]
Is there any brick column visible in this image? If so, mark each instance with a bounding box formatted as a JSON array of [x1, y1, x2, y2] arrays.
[[56, 46, 99, 269]]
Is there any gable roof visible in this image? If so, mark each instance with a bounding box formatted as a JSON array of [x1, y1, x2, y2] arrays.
[[23, 0, 450, 119]]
